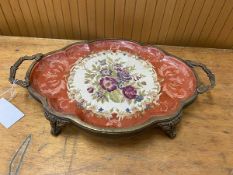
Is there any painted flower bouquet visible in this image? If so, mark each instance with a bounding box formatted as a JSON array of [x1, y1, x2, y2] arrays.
[[84, 56, 146, 105]]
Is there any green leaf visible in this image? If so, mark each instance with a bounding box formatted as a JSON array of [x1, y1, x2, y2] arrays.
[[109, 90, 122, 103], [89, 74, 95, 78], [86, 69, 92, 74], [92, 64, 99, 71], [96, 75, 102, 80]]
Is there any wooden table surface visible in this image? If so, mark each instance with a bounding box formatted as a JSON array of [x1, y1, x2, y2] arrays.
[[0, 36, 232, 175]]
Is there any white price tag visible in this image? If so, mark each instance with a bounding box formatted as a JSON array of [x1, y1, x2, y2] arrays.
[[0, 98, 24, 128]]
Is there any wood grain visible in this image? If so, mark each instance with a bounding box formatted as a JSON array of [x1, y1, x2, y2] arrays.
[[140, 0, 157, 42], [131, 0, 147, 41], [43, 0, 59, 38], [157, 0, 176, 44], [95, 0, 105, 39], [0, 0, 233, 48], [189, 0, 214, 46], [18, 0, 37, 37], [53, 0, 67, 39], [203, 0, 233, 47], [181, 0, 206, 45], [25, 0, 45, 37], [69, 0, 81, 39], [36, 0, 52, 38], [77, 0, 89, 40], [9, 0, 29, 36], [148, 0, 167, 43], [60, 0, 74, 39], [174, 0, 196, 45], [0, 3, 12, 36], [0, 0, 21, 36], [165, 0, 186, 44], [0, 36, 233, 175], [104, 0, 114, 38], [123, 0, 136, 40], [113, 0, 125, 38], [86, 0, 96, 39], [197, 0, 226, 46]]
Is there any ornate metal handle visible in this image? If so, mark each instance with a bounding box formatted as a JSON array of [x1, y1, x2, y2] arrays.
[[9, 53, 43, 88], [185, 60, 215, 94]]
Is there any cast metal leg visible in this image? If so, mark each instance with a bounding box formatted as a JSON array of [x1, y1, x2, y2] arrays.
[[44, 110, 70, 136], [157, 114, 181, 139], [159, 124, 176, 138], [50, 120, 62, 136]]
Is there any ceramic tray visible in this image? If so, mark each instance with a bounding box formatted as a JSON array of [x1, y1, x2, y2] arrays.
[[9, 40, 215, 138]]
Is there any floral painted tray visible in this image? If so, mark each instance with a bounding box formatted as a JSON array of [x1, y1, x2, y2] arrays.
[[9, 40, 215, 138]]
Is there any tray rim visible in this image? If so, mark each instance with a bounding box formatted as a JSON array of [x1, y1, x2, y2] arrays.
[[9, 39, 215, 137]]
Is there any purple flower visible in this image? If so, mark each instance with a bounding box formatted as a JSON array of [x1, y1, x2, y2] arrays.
[[117, 69, 132, 82], [100, 68, 112, 76], [122, 85, 137, 99], [135, 95, 144, 102], [87, 87, 94, 93], [99, 77, 118, 92], [114, 63, 122, 70]]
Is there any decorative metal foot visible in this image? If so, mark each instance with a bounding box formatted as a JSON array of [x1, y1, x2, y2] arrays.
[[50, 121, 62, 136], [157, 113, 182, 139], [160, 125, 176, 138], [44, 110, 70, 136]]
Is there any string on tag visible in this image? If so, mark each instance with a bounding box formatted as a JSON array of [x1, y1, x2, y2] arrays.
[[0, 81, 17, 101]]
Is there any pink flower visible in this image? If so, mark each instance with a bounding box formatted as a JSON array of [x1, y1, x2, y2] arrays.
[[117, 69, 132, 82], [100, 68, 112, 76], [99, 77, 118, 92], [158, 61, 189, 99], [87, 87, 94, 93], [37, 59, 69, 96], [122, 85, 137, 99]]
